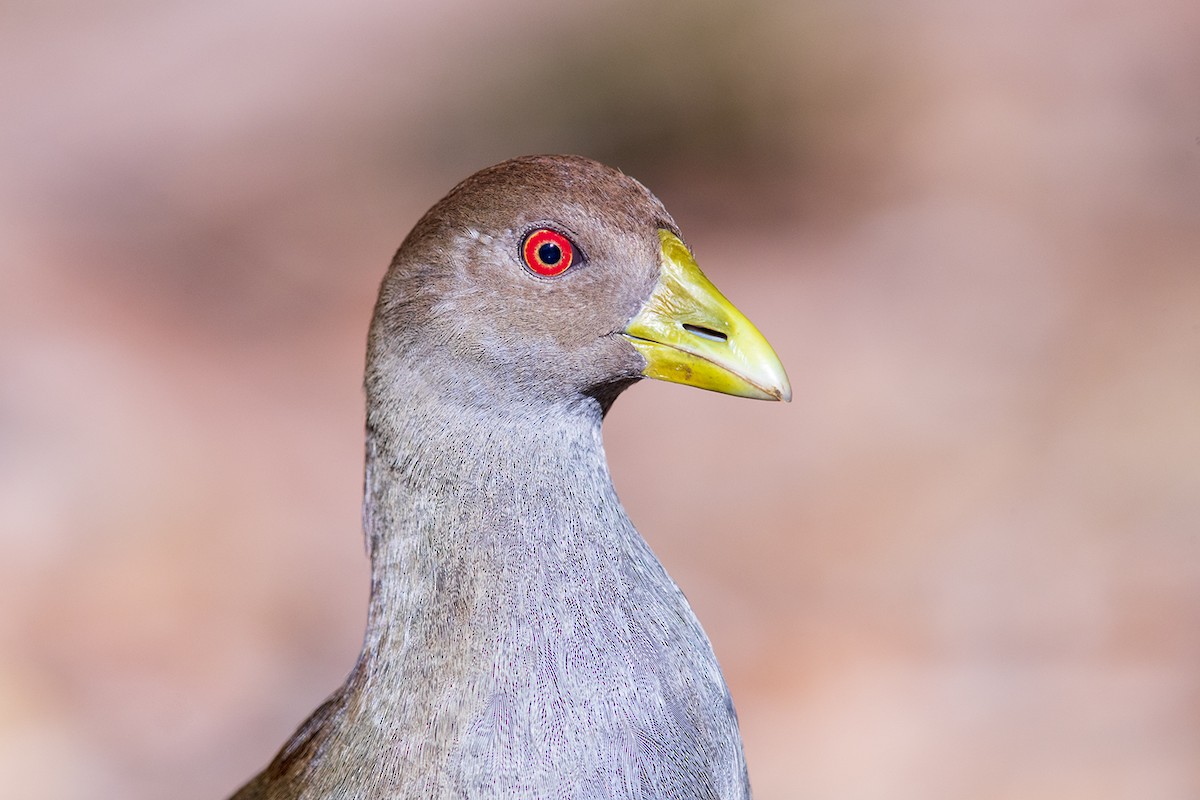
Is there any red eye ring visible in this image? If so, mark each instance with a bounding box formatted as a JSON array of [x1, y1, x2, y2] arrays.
[[521, 228, 575, 277]]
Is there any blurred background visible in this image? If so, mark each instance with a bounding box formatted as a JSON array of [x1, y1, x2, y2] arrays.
[[2, 0, 1199, 797]]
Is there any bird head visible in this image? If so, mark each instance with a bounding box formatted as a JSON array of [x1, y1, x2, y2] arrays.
[[368, 155, 790, 412]]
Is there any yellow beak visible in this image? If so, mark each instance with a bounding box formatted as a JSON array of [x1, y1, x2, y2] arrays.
[[622, 230, 792, 402]]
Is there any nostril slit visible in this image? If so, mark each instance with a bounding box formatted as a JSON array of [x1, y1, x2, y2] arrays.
[[683, 323, 728, 342]]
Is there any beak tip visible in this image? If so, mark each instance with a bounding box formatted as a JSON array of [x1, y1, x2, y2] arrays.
[[763, 364, 792, 403]]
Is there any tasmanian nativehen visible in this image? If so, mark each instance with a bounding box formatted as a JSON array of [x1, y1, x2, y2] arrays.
[[230, 155, 790, 800]]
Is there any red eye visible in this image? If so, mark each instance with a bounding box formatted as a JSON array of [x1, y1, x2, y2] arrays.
[[521, 228, 574, 277]]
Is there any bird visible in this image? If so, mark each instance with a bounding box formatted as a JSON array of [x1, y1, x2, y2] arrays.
[[228, 155, 790, 800]]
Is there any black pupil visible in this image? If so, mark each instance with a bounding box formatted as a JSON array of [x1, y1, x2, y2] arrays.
[[537, 241, 562, 265]]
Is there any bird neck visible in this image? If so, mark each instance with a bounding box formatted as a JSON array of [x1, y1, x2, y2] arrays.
[[357, 381, 633, 678], [318, 376, 743, 796]]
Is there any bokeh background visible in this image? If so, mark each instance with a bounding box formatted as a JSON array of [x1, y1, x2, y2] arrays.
[[3, 1, 1199, 798]]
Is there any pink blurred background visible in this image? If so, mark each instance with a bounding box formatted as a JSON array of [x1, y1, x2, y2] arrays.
[[3, 1, 1199, 798]]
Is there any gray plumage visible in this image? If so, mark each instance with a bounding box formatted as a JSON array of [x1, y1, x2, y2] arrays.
[[230, 156, 754, 799]]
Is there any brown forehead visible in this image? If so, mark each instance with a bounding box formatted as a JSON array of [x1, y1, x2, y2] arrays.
[[431, 155, 677, 237]]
